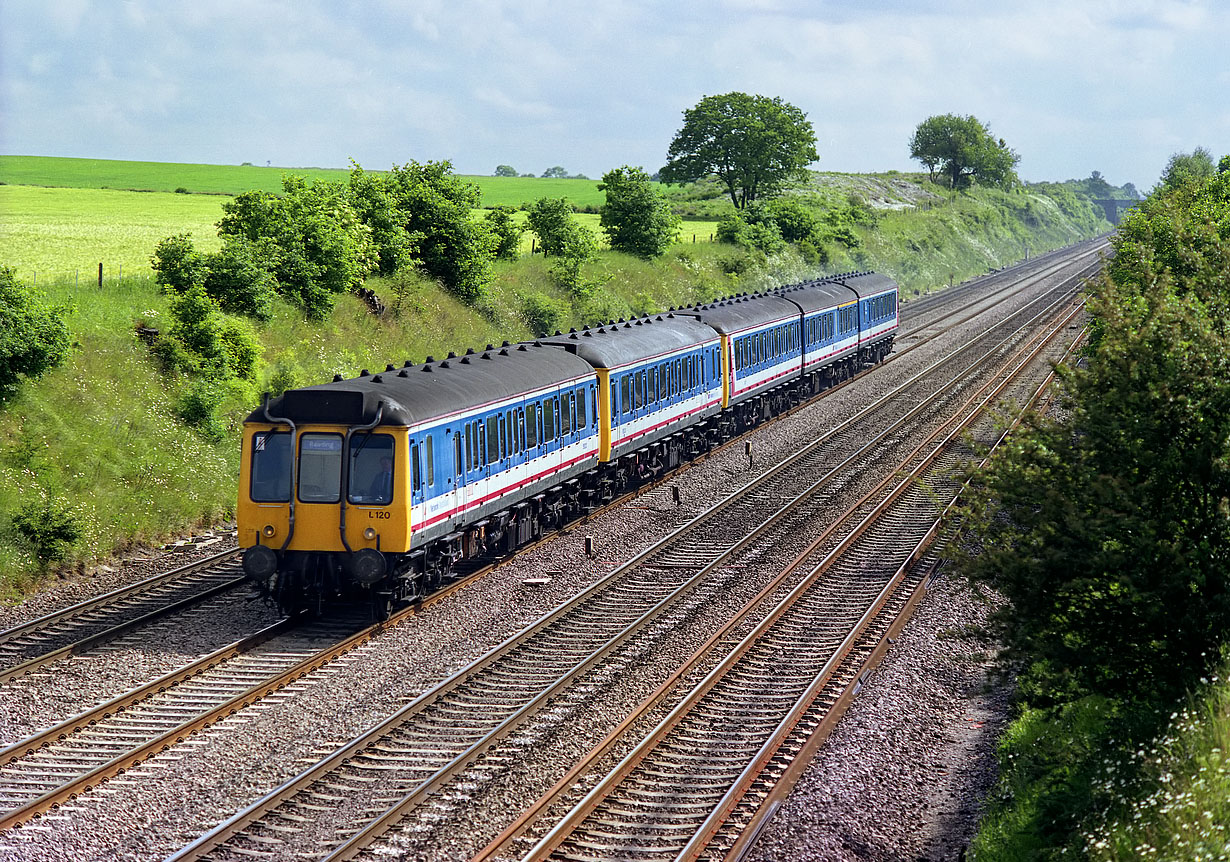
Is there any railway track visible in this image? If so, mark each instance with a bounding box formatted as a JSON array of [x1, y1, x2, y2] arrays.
[[159, 258, 1093, 861], [501, 303, 1086, 862], [0, 241, 1101, 861], [0, 549, 245, 680], [0, 241, 1100, 693]]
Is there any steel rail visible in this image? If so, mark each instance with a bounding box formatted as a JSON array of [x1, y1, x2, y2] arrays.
[[527, 297, 1085, 862]]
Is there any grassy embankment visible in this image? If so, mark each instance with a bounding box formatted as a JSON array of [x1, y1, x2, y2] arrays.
[[0, 156, 1110, 598]]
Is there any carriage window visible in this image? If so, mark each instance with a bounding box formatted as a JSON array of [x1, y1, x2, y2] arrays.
[[425, 435, 434, 486], [577, 387, 588, 427], [410, 440, 422, 492], [545, 397, 557, 440], [527, 403, 539, 448], [297, 433, 342, 503], [486, 415, 500, 463], [348, 433, 396, 505], [251, 431, 292, 502], [453, 433, 462, 477], [562, 392, 573, 435]]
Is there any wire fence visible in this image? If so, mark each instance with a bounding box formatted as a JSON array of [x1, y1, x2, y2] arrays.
[[13, 264, 155, 289]]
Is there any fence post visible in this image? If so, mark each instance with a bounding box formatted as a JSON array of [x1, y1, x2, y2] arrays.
[[98, 262, 103, 287]]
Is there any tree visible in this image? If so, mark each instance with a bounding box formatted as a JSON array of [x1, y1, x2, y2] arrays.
[[494, 164, 518, 177], [958, 170, 1230, 706], [541, 166, 569, 178], [526, 197, 596, 294], [484, 205, 524, 260], [218, 175, 377, 320], [1158, 147, 1216, 191], [598, 166, 680, 258], [908, 113, 1020, 190], [0, 266, 71, 399], [660, 92, 818, 209], [356, 160, 496, 305]]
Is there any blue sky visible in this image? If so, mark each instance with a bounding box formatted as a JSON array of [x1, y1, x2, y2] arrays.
[[2, 0, 1226, 191]]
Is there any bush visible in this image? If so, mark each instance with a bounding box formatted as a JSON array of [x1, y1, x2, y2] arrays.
[[203, 237, 278, 321], [485, 205, 524, 260], [12, 497, 83, 565], [521, 292, 569, 337], [176, 378, 227, 441], [0, 266, 72, 400], [599, 165, 680, 259]]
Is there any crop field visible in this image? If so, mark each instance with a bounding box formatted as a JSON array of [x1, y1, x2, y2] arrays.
[[0, 185, 226, 280], [0, 163, 716, 279], [0, 155, 608, 208]]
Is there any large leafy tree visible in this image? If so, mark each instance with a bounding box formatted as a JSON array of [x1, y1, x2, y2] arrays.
[[598, 165, 680, 258], [908, 113, 1020, 190], [660, 92, 818, 209]]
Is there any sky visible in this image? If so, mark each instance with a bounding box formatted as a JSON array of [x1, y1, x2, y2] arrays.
[[2, 0, 1227, 192]]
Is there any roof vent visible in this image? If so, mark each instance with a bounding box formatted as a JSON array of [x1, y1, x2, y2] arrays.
[[426, 356, 435, 364], [333, 374, 344, 382], [466, 347, 476, 355], [398, 369, 409, 377], [385, 363, 395, 372], [517, 344, 528, 351], [502, 340, 511, 347], [569, 332, 578, 340], [481, 352, 492, 360], [447, 351, 456, 359], [486, 344, 495, 351], [460, 356, 471, 364], [372, 374, 383, 383], [499, 348, 509, 356], [404, 360, 413, 367], [553, 330, 562, 336], [440, 361, 450, 368], [421, 364, 433, 372]]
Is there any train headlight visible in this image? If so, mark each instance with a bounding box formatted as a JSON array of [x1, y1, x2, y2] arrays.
[[242, 544, 278, 580], [262, 524, 277, 538], [349, 548, 387, 586], [364, 527, 377, 541]]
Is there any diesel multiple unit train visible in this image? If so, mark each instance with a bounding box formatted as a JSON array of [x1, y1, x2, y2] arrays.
[[238, 271, 899, 615]]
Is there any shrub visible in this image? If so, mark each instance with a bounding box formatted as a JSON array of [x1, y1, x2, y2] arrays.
[[0, 266, 72, 400], [599, 165, 680, 259], [203, 237, 278, 321], [485, 205, 524, 260], [521, 292, 569, 337], [176, 379, 227, 441], [12, 497, 83, 565], [151, 233, 207, 293]]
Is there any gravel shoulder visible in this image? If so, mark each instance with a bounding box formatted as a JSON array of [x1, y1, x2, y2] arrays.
[[745, 571, 1011, 861]]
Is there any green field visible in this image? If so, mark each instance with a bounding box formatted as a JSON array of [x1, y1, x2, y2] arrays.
[[0, 185, 226, 279], [0, 178, 718, 280], [0, 155, 608, 208]]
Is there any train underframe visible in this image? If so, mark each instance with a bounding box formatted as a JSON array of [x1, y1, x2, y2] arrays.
[[251, 336, 894, 619]]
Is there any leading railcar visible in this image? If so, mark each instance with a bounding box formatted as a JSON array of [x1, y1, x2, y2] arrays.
[[238, 272, 898, 616]]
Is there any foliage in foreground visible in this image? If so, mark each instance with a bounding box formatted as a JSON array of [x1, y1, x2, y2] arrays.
[[961, 164, 1230, 858]]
